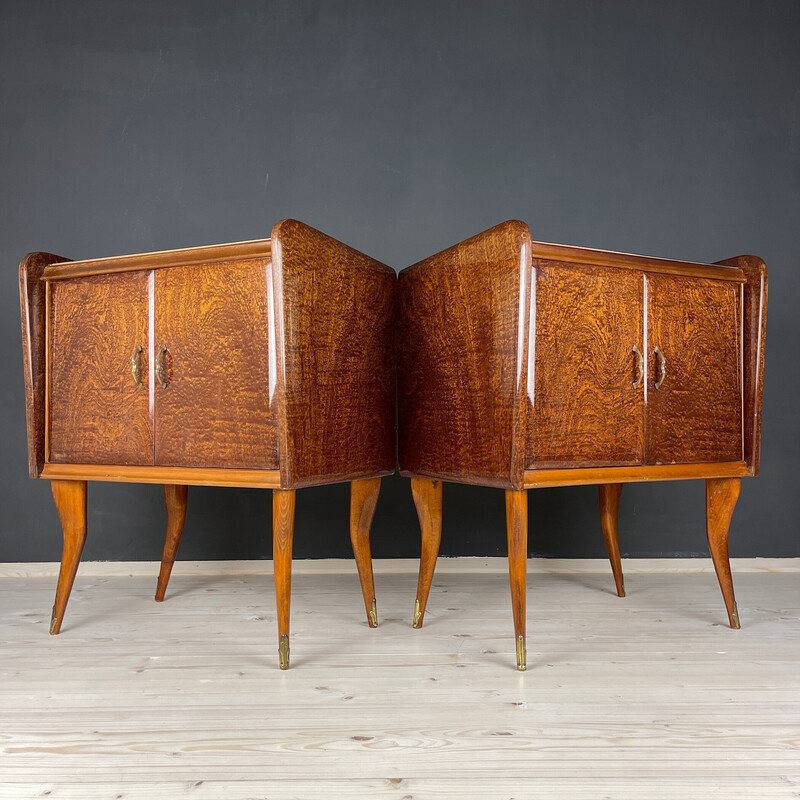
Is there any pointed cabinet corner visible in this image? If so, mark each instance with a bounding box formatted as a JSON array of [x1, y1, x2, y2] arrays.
[[48, 270, 153, 465]]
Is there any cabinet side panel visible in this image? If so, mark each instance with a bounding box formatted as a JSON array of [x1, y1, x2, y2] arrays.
[[20, 252, 68, 477], [271, 220, 396, 488], [48, 271, 153, 465], [646, 275, 743, 465], [153, 258, 278, 469], [398, 221, 532, 488], [526, 261, 645, 468], [715, 255, 767, 475]]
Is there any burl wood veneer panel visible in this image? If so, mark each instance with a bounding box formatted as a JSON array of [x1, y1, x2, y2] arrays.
[[645, 274, 742, 465], [48, 271, 153, 466], [271, 219, 396, 489], [153, 258, 279, 469], [526, 261, 645, 468], [398, 220, 532, 489]]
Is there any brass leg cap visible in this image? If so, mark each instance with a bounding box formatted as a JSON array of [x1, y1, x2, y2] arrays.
[[515, 635, 527, 671], [278, 634, 290, 670], [49, 606, 60, 636], [368, 598, 378, 628], [730, 602, 741, 630], [412, 598, 423, 629]]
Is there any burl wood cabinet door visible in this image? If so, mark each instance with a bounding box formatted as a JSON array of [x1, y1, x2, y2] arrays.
[[527, 262, 645, 467], [646, 275, 743, 464], [153, 259, 279, 469], [48, 271, 153, 465]]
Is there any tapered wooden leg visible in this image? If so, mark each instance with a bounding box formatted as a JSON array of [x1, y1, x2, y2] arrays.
[[155, 484, 189, 602], [49, 480, 87, 635], [599, 483, 625, 597], [506, 489, 528, 671], [706, 477, 742, 629], [350, 478, 381, 627], [273, 489, 296, 669], [410, 478, 442, 629]]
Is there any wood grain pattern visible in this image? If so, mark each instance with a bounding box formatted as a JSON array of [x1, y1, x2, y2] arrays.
[[42, 239, 270, 280], [527, 261, 645, 467], [40, 463, 281, 488], [272, 489, 295, 669], [599, 483, 625, 597], [48, 271, 153, 465], [155, 484, 189, 603], [2, 568, 798, 795], [646, 275, 742, 465], [49, 479, 87, 635], [19, 252, 69, 478], [505, 489, 528, 671], [271, 219, 396, 489], [410, 477, 443, 629], [706, 477, 742, 629], [153, 259, 278, 469], [715, 255, 768, 475], [349, 478, 381, 628], [398, 221, 533, 489]]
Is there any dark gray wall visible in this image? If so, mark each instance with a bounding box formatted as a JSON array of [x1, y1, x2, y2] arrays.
[[1, 0, 798, 562]]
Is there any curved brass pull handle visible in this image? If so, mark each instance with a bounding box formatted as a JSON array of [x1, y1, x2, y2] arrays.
[[155, 344, 169, 389], [631, 345, 644, 388], [654, 346, 666, 389], [130, 345, 144, 389]]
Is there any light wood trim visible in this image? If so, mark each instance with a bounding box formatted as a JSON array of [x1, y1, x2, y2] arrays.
[[531, 241, 745, 282], [523, 462, 750, 488], [42, 239, 271, 281], [41, 463, 282, 488]]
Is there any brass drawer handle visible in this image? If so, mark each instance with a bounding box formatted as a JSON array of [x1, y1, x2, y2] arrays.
[[155, 344, 169, 389], [130, 345, 144, 389], [654, 346, 666, 389], [631, 345, 644, 388]]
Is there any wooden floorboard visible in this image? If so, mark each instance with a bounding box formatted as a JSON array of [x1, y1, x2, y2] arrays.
[[0, 567, 798, 798]]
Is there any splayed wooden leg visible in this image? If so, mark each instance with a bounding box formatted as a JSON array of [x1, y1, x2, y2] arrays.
[[273, 489, 295, 669], [155, 484, 188, 602], [350, 478, 381, 627], [49, 480, 87, 635], [410, 478, 442, 629], [706, 477, 742, 629], [506, 489, 528, 671], [599, 483, 625, 597]]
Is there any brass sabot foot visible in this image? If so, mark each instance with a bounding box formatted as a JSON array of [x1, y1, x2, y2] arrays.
[[278, 634, 290, 670], [368, 598, 378, 628], [49, 606, 60, 635], [412, 598, 422, 628], [515, 635, 527, 671], [730, 602, 741, 630]]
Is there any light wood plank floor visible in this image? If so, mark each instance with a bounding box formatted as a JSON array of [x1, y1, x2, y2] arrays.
[[1, 565, 799, 799]]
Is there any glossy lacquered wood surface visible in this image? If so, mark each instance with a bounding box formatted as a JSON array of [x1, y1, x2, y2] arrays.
[[645, 275, 742, 465], [410, 477, 443, 629], [48, 271, 153, 466], [705, 477, 742, 629], [716, 255, 768, 474], [153, 260, 278, 469], [19, 251, 66, 478], [271, 219, 396, 489], [398, 220, 532, 489], [527, 262, 645, 467], [349, 478, 382, 628]]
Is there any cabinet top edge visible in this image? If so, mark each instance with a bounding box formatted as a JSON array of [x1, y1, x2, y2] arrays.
[[531, 241, 746, 282], [42, 239, 271, 281]]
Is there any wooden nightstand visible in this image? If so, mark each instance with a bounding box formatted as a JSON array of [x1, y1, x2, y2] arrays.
[[20, 219, 396, 669], [398, 221, 767, 670]]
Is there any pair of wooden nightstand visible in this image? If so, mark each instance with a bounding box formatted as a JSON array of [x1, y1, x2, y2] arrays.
[[20, 219, 767, 670]]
